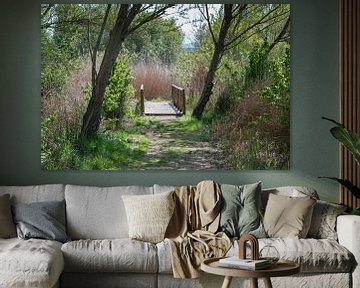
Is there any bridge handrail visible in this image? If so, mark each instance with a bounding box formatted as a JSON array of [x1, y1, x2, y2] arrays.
[[140, 84, 144, 115], [171, 84, 185, 115]]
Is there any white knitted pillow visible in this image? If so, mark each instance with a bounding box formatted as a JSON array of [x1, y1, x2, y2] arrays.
[[122, 191, 175, 243]]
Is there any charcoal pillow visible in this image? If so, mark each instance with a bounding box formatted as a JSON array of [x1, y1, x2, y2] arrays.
[[0, 194, 17, 238], [218, 182, 266, 238], [12, 200, 70, 243], [307, 200, 347, 240]]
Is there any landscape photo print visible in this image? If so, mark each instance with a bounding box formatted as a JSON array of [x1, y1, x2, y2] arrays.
[[41, 4, 291, 170]]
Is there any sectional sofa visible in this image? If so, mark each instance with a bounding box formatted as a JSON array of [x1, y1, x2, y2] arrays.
[[0, 183, 359, 288]]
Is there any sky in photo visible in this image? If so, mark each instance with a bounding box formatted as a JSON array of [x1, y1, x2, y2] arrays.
[[165, 5, 221, 46]]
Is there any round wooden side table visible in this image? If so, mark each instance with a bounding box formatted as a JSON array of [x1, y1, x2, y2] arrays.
[[201, 257, 300, 288]]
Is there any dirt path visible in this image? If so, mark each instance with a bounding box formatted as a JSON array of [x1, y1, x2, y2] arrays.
[[143, 116, 227, 169]]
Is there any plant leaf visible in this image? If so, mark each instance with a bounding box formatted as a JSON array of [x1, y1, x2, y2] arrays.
[[330, 126, 360, 165], [322, 116, 344, 127], [319, 177, 360, 199], [322, 117, 360, 165]]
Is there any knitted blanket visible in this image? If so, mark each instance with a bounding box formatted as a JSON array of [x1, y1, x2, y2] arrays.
[[165, 180, 231, 278]]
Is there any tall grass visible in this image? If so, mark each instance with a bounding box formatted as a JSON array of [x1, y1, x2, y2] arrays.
[[41, 59, 90, 169], [212, 80, 290, 170], [132, 61, 173, 101]]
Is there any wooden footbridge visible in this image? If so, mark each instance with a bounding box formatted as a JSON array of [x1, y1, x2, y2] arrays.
[[140, 84, 185, 116]]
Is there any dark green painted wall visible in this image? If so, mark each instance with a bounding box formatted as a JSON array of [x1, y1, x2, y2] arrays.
[[0, 0, 340, 202]]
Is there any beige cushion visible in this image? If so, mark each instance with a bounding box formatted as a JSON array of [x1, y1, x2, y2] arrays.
[[261, 186, 319, 213], [62, 239, 158, 273], [122, 191, 175, 243], [0, 194, 16, 238], [263, 193, 316, 238], [0, 238, 63, 288]]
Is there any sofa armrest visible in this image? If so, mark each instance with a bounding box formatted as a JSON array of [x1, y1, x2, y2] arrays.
[[337, 215, 360, 288]]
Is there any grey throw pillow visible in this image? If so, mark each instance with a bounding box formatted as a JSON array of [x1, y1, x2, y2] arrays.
[[218, 182, 266, 238], [12, 200, 70, 243], [307, 200, 347, 240], [0, 194, 16, 238]]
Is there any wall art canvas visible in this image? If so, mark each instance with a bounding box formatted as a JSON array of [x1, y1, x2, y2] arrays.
[[41, 4, 290, 170]]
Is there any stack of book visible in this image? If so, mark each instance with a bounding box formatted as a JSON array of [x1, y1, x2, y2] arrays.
[[218, 257, 271, 270]]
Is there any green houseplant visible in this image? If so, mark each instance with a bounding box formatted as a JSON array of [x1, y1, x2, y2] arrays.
[[320, 117, 360, 214]]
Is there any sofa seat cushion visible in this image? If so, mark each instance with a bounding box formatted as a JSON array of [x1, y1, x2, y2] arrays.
[[156, 240, 173, 274], [230, 238, 354, 273], [61, 273, 157, 288], [0, 238, 64, 288], [261, 238, 353, 273], [62, 239, 158, 273], [157, 238, 354, 274]]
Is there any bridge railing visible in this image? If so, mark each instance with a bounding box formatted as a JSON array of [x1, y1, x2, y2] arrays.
[[140, 84, 144, 115], [171, 84, 186, 115]]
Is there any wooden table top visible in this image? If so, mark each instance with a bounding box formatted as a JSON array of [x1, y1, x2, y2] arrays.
[[201, 257, 300, 278]]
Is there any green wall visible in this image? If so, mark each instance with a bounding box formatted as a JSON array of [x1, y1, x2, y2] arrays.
[[0, 0, 340, 202]]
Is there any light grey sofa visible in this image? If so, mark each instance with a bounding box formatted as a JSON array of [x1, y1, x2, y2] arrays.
[[0, 184, 359, 288]]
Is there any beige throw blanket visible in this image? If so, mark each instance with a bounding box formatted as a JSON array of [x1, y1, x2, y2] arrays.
[[165, 181, 231, 279]]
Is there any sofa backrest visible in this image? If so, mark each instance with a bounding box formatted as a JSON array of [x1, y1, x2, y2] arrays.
[[0, 184, 320, 240], [65, 184, 153, 240], [0, 184, 65, 204], [153, 184, 176, 194]]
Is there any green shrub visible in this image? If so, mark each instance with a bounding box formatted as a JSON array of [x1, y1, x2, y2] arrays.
[[103, 55, 134, 121], [261, 48, 290, 128], [41, 33, 79, 97], [244, 43, 270, 87]]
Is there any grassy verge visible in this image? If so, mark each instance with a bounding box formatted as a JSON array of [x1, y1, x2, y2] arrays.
[[75, 115, 214, 170], [76, 117, 151, 170]]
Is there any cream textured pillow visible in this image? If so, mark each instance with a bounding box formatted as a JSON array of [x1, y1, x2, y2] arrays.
[[0, 194, 16, 238], [307, 200, 347, 240], [263, 193, 316, 238], [122, 191, 175, 243]]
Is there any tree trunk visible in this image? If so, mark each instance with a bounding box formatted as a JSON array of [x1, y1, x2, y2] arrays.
[[91, 5, 112, 88], [191, 5, 233, 119], [191, 46, 223, 119], [80, 5, 137, 140], [191, 4, 287, 119], [80, 4, 172, 141]]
